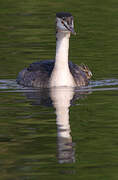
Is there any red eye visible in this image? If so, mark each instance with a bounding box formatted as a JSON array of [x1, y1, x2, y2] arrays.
[[61, 21, 64, 24]]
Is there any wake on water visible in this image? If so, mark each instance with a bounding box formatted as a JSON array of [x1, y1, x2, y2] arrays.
[[0, 79, 118, 92]]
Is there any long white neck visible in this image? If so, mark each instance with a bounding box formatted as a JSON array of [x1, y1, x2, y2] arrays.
[[50, 31, 75, 87], [55, 31, 70, 69]]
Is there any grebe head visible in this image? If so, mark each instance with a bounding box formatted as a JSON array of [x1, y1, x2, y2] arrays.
[[56, 12, 76, 35], [80, 64, 92, 80]]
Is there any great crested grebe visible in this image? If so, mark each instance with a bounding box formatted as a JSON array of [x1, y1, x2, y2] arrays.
[[17, 12, 92, 88]]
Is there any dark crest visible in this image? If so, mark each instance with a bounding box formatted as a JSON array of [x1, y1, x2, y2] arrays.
[[56, 12, 72, 18]]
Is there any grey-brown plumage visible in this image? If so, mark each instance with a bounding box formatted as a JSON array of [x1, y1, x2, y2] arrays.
[[17, 12, 92, 88], [17, 60, 92, 88]]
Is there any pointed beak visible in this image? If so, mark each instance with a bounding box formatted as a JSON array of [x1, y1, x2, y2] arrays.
[[62, 21, 76, 35], [69, 27, 76, 35]]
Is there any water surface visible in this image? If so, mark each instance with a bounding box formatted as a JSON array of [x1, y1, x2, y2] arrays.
[[0, 0, 118, 179]]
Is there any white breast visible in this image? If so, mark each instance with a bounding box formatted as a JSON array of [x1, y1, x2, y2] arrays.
[[50, 31, 76, 87]]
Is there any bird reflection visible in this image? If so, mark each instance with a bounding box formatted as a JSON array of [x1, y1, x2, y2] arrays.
[[25, 87, 91, 163], [50, 87, 75, 163]]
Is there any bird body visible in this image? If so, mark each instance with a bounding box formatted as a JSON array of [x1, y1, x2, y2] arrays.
[[17, 12, 92, 88]]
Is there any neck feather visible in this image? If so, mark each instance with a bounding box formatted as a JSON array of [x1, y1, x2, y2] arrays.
[[55, 31, 70, 69], [49, 31, 75, 87]]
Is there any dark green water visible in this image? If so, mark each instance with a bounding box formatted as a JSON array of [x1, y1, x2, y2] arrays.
[[0, 0, 118, 179]]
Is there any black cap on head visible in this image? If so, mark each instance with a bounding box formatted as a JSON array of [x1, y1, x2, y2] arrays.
[[56, 12, 72, 18]]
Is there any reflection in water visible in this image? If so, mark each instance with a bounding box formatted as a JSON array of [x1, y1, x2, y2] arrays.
[[3, 78, 118, 164], [0, 79, 92, 163], [50, 87, 75, 163], [24, 86, 91, 164]]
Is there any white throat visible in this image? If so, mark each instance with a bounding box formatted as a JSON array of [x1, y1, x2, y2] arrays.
[[50, 31, 75, 87]]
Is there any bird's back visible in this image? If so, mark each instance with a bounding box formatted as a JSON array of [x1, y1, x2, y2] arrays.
[[17, 60, 92, 88]]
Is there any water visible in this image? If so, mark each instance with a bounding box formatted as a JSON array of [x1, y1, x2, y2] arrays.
[[0, 0, 118, 179]]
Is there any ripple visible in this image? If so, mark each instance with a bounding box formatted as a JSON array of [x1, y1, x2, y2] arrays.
[[90, 79, 118, 87], [0, 79, 118, 93]]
